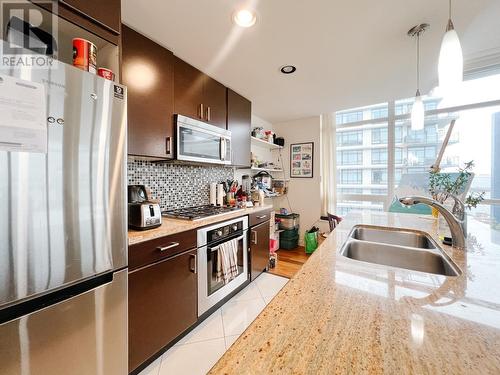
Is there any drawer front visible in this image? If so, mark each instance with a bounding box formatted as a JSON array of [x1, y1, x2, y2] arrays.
[[249, 209, 272, 227], [129, 230, 197, 270]]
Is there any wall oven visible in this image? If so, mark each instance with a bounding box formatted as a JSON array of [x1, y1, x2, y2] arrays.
[[197, 216, 248, 316], [176, 114, 231, 165]]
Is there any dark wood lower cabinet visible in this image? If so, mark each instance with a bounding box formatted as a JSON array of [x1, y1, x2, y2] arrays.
[[128, 248, 198, 372], [250, 220, 270, 280]]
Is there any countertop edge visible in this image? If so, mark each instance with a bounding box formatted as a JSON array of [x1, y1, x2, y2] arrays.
[[128, 204, 273, 245]]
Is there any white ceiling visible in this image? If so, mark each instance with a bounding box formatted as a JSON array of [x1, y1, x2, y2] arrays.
[[122, 0, 500, 123]]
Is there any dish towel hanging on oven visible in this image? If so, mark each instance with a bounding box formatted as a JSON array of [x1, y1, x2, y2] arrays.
[[215, 238, 239, 284]]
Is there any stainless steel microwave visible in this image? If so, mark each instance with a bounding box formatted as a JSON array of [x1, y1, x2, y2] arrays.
[[176, 114, 232, 165]]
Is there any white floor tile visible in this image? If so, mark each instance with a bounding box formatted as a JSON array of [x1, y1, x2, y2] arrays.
[[138, 356, 162, 375], [255, 272, 289, 299], [159, 338, 226, 375], [230, 281, 263, 302], [144, 274, 289, 375], [262, 293, 275, 305], [221, 298, 266, 336], [224, 334, 240, 350], [175, 309, 224, 346]]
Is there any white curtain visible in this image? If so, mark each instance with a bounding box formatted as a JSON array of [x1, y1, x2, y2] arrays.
[[320, 113, 337, 216]]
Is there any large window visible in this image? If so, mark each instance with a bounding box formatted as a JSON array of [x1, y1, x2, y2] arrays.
[[371, 107, 388, 119], [372, 149, 387, 164], [334, 73, 500, 221], [395, 148, 403, 164], [338, 150, 363, 165], [395, 126, 403, 143], [372, 128, 388, 144], [407, 146, 436, 166], [336, 111, 363, 125], [336, 105, 389, 212], [337, 130, 363, 146], [339, 169, 363, 184], [372, 169, 388, 185], [407, 126, 440, 144]]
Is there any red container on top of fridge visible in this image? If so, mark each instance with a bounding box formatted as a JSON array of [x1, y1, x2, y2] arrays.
[[72, 38, 97, 73], [98, 67, 115, 81]]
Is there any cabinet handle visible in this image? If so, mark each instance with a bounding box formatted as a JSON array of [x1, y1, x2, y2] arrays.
[[199, 104, 204, 119], [157, 242, 180, 252], [189, 254, 197, 274], [206, 106, 211, 121], [251, 230, 258, 245], [166, 136, 172, 156], [256, 215, 267, 219]]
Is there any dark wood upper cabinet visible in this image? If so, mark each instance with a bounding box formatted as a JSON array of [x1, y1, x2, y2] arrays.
[[60, 0, 121, 34], [227, 88, 252, 167], [173, 57, 204, 120], [29, 0, 120, 44], [129, 248, 198, 372], [203, 76, 227, 128], [122, 25, 175, 159], [174, 57, 227, 129]]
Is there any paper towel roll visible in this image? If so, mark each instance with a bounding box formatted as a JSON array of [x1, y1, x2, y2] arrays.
[[217, 184, 224, 206], [209, 183, 217, 205]]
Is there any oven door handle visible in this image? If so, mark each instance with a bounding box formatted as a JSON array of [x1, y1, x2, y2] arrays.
[[210, 234, 245, 253]]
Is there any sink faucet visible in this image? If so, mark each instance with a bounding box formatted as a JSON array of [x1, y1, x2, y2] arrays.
[[399, 195, 466, 250]]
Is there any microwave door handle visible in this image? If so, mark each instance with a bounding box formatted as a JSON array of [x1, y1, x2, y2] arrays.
[[220, 139, 225, 161], [226, 138, 231, 163]]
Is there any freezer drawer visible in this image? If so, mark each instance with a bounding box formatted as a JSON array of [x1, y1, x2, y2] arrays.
[[0, 269, 128, 375]]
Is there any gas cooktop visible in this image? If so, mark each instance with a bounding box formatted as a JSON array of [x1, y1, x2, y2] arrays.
[[161, 205, 242, 221]]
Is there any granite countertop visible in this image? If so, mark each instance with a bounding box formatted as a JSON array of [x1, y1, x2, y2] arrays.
[[128, 204, 273, 245], [209, 211, 500, 374]]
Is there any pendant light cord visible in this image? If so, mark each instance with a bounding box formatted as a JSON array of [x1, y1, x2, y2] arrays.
[[416, 32, 420, 92], [449, 0, 452, 20]]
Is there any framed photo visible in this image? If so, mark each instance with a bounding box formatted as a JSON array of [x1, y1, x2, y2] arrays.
[[290, 142, 314, 178]]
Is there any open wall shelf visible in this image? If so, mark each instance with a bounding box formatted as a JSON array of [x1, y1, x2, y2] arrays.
[[251, 136, 283, 150]]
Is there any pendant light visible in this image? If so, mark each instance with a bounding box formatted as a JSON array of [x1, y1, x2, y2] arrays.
[[408, 24, 428, 131], [438, 0, 463, 91]]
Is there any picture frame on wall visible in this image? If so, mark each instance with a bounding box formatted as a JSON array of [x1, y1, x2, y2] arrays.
[[290, 142, 314, 178]]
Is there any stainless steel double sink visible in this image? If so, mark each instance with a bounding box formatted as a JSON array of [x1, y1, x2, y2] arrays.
[[340, 225, 461, 276]]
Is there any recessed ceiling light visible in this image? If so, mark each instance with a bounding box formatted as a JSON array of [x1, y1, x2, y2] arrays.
[[280, 65, 296, 74], [233, 9, 257, 28]]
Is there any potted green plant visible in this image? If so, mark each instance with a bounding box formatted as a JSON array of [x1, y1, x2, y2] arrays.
[[428, 161, 485, 240], [428, 161, 485, 213]]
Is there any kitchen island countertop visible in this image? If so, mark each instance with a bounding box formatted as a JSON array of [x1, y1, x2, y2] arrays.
[[209, 211, 500, 374], [128, 204, 273, 245]]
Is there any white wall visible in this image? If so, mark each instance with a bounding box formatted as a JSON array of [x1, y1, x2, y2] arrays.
[[272, 116, 326, 244], [234, 114, 275, 183]]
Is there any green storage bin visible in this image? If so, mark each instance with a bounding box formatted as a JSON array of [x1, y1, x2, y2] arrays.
[[280, 235, 299, 250], [280, 228, 299, 239]]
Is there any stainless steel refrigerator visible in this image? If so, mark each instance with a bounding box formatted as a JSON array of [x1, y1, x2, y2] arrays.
[[0, 55, 128, 373]]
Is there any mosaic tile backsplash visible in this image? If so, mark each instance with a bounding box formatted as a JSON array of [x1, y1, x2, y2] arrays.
[[127, 159, 234, 210]]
